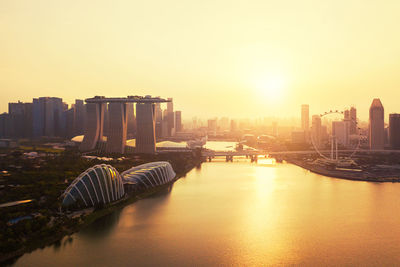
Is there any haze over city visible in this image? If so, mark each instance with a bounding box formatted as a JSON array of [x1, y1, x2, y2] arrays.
[[3, 1, 400, 266], [2, 0, 400, 119]]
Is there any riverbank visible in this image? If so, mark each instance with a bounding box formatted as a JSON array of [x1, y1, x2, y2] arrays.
[[1, 157, 199, 265], [288, 159, 400, 183]]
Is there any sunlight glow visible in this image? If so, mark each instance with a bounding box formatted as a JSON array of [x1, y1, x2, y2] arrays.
[[254, 74, 287, 102]]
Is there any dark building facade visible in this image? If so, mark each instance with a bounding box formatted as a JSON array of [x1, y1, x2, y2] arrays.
[[389, 113, 400, 149]]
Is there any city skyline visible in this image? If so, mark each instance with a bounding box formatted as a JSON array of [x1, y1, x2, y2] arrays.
[[2, 0, 400, 119]]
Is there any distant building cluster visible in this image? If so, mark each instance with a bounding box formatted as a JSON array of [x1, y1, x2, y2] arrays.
[[0, 97, 86, 140], [154, 98, 183, 140], [0, 97, 183, 153], [294, 98, 400, 150]]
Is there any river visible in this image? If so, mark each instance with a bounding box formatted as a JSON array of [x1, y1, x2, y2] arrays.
[[12, 158, 400, 266]]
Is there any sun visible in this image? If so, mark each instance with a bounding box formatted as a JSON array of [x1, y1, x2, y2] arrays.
[[255, 74, 287, 101]]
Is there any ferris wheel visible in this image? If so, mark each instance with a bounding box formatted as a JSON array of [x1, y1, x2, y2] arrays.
[[310, 110, 361, 162]]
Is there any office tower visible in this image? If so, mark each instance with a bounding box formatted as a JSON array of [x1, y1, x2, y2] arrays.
[[349, 107, 357, 134], [389, 113, 400, 149], [301, 104, 309, 131], [8, 101, 32, 138], [65, 108, 76, 139], [175, 111, 182, 132], [167, 98, 174, 136], [32, 98, 46, 138], [44, 97, 64, 137], [106, 103, 127, 154], [311, 115, 322, 147], [126, 103, 136, 138], [0, 113, 11, 138], [74, 99, 85, 136], [80, 103, 105, 151], [369, 98, 384, 150], [332, 121, 350, 147], [154, 102, 163, 138], [136, 103, 156, 154]]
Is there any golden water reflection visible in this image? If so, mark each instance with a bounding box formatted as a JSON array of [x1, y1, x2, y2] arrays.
[[13, 160, 400, 266]]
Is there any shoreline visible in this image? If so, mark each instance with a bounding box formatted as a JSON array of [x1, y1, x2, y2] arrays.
[[288, 159, 400, 183], [1, 163, 196, 265]]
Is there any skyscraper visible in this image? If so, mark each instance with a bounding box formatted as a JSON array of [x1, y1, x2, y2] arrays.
[[8, 101, 32, 138], [175, 111, 182, 132], [389, 113, 400, 149], [349, 107, 357, 134], [32, 98, 46, 138], [311, 115, 322, 147], [74, 99, 85, 136], [301, 104, 309, 131], [167, 98, 174, 136], [369, 98, 384, 150]]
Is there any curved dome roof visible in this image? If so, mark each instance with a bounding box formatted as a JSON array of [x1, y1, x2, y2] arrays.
[[61, 164, 125, 208], [122, 161, 176, 189]]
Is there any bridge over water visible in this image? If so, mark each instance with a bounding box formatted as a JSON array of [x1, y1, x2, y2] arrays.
[[202, 149, 400, 162]]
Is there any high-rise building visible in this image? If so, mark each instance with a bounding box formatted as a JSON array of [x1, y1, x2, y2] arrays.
[[369, 98, 385, 150], [74, 99, 85, 136], [349, 107, 357, 134], [301, 104, 309, 131], [44, 97, 64, 137], [154, 102, 163, 138], [8, 101, 32, 138], [311, 115, 322, 147], [32, 97, 46, 138], [0, 113, 10, 138], [65, 108, 76, 139], [389, 113, 400, 149], [167, 98, 174, 136], [175, 111, 182, 132]]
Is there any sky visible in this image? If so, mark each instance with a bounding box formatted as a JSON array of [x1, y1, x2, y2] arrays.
[[1, 0, 400, 120]]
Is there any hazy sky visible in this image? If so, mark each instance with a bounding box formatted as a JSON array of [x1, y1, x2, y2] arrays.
[[1, 0, 400, 120]]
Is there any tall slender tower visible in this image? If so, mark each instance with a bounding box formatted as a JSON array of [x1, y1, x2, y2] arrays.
[[369, 98, 384, 150], [167, 98, 174, 136], [389, 113, 400, 149]]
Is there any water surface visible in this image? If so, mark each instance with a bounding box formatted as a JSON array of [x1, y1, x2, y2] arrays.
[[14, 159, 400, 266]]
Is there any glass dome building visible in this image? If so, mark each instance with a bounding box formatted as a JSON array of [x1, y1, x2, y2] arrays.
[[61, 164, 125, 208], [121, 161, 176, 190]]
